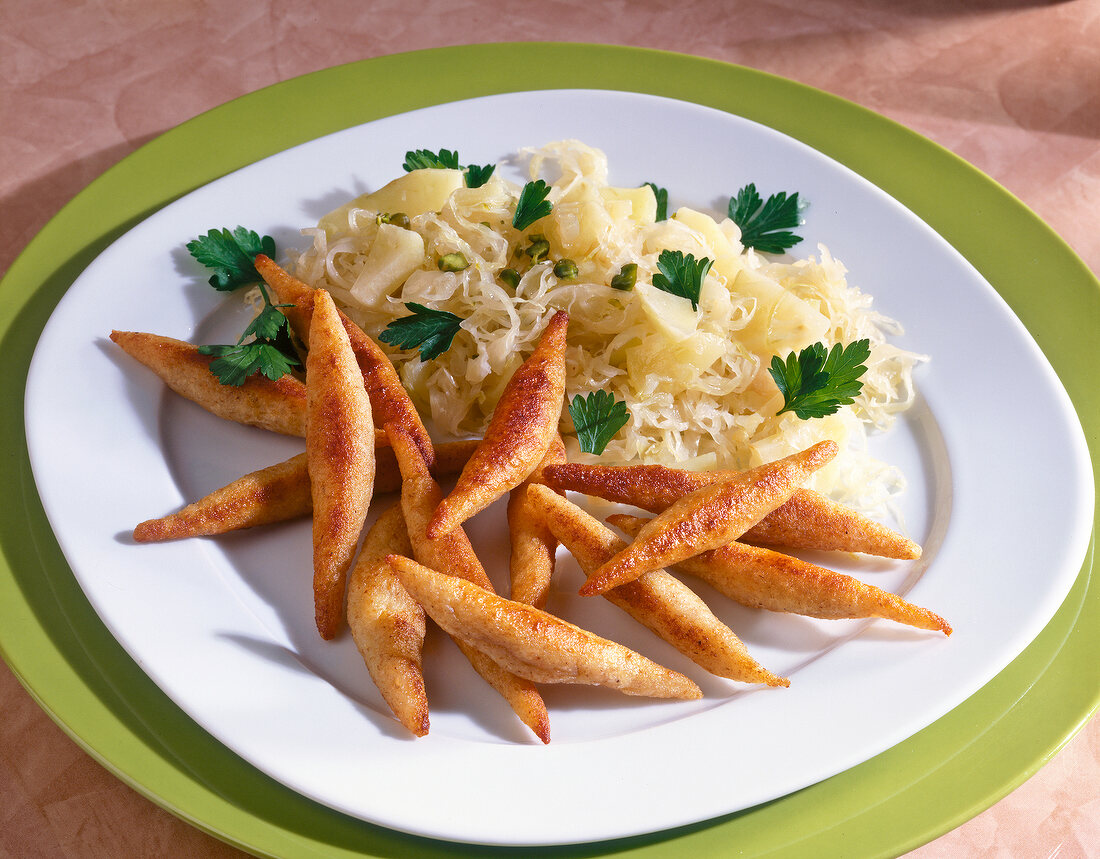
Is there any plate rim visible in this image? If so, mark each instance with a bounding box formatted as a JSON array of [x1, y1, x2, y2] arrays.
[[2, 42, 1097, 858]]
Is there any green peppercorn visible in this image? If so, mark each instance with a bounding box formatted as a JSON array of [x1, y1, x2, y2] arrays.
[[553, 259, 578, 279], [377, 212, 411, 229], [524, 236, 550, 264], [611, 263, 638, 291], [438, 252, 470, 272]]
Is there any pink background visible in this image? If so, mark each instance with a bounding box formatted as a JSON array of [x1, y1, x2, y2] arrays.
[[2, 1, 1097, 856]]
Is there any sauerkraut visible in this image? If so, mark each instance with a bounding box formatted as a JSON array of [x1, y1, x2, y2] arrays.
[[287, 140, 926, 517]]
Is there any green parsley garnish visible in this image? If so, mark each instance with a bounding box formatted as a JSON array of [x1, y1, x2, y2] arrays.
[[197, 338, 299, 387], [403, 148, 461, 171], [651, 249, 712, 311], [186, 227, 299, 386], [769, 339, 872, 420], [464, 163, 496, 188], [379, 302, 465, 362], [402, 148, 494, 188], [729, 183, 803, 254], [512, 180, 553, 231], [185, 227, 275, 291], [568, 391, 630, 455], [644, 182, 668, 221]]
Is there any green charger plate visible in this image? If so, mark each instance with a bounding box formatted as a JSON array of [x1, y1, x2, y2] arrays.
[[2, 44, 1097, 858]]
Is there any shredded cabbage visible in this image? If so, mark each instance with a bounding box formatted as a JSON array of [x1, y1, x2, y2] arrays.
[[288, 140, 927, 518]]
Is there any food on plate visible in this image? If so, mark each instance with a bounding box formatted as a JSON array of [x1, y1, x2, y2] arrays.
[[386, 554, 702, 700], [291, 140, 926, 521], [346, 501, 429, 736], [115, 137, 946, 743], [540, 461, 921, 559], [133, 452, 311, 542], [427, 309, 569, 538], [131, 439, 480, 543], [387, 423, 551, 743], [255, 254, 437, 468], [306, 289, 376, 639], [507, 434, 567, 609], [526, 485, 788, 686], [110, 329, 307, 436], [580, 441, 838, 595], [608, 513, 951, 634]]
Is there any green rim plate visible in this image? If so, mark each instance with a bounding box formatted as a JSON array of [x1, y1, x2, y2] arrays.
[[2, 43, 1097, 858]]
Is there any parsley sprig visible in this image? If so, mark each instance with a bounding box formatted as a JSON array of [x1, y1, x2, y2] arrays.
[[402, 148, 496, 188], [379, 302, 466, 361], [644, 182, 669, 221], [512, 180, 553, 231], [403, 148, 461, 171], [769, 339, 871, 420], [729, 184, 803, 254], [651, 249, 712, 311], [568, 391, 630, 455], [186, 227, 299, 386], [186, 227, 275, 291]]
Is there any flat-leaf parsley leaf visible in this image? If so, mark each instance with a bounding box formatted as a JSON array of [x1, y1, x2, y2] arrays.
[[402, 148, 495, 188], [651, 249, 712, 311], [512, 180, 553, 231], [769, 339, 871, 420], [379, 302, 465, 362], [644, 182, 669, 221], [197, 341, 299, 387], [568, 391, 630, 455], [186, 227, 300, 386], [729, 184, 803, 254], [403, 148, 461, 171], [186, 227, 275, 291], [464, 163, 496, 188]]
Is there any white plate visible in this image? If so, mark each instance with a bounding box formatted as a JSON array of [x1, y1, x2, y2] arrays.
[[24, 90, 1093, 846]]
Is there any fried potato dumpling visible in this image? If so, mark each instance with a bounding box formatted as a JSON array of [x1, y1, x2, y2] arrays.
[[255, 254, 436, 469], [110, 330, 307, 436], [387, 423, 551, 744], [609, 513, 951, 634], [132, 439, 481, 543], [507, 434, 567, 609], [539, 462, 922, 560], [427, 309, 569, 538], [347, 502, 430, 736], [581, 441, 838, 595], [387, 555, 702, 700], [526, 485, 788, 687], [307, 289, 376, 639]]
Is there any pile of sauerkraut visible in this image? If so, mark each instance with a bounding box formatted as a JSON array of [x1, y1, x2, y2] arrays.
[[287, 140, 925, 517]]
